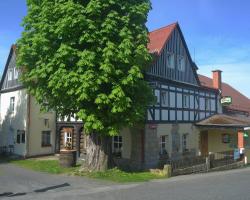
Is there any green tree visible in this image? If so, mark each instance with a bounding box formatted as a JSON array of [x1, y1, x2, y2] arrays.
[[17, 0, 153, 171]]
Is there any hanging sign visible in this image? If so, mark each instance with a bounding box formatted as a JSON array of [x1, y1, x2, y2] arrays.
[[244, 132, 249, 138], [221, 96, 232, 106]]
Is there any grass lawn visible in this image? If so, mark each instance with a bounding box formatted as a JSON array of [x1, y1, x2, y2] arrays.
[[10, 158, 166, 182], [10, 159, 80, 174], [76, 168, 165, 183]]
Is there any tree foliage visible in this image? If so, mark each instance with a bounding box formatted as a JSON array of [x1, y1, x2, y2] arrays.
[[17, 0, 153, 135]]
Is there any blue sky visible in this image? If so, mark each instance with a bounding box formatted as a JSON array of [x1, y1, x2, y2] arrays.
[[0, 0, 250, 97]]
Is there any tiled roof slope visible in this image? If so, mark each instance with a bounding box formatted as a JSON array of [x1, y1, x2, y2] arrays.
[[148, 22, 177, 54], [196, 114, 250, 127], [199, 74, 250, 114]]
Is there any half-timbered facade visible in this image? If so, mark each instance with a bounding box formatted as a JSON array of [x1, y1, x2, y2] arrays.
[[0, 45, 56, 157], [146, 23, 219, 123]]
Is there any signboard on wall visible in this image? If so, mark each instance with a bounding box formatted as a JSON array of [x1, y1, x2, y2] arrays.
[[149, 124, 157, 129], [221, 96, 232, 106]]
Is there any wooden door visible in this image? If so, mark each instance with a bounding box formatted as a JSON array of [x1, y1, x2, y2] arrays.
[[200, 131, 208, 156]]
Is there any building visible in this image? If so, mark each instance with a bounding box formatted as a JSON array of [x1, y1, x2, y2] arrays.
[[0, 45, 56, 157], [1, 23, 249, 168], [56, 23, 225, 169], [198, 72, 250, 161]]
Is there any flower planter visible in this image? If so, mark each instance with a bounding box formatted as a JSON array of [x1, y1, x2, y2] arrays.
[[59, 150, 77, 168]]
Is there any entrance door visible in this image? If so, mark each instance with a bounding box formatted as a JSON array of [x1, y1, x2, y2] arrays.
[[200, 131, 208, 156]]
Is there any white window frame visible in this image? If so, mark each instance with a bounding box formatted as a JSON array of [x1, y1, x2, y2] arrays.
[[160, 135, 169, 154], [64, 132, 72, 146], [14, 68, 19, 79], [10, 97, 15, 113], [183, 94, 189, 108], [112, 136, 122, 154], [167, 53, 175, 69], [177, 56, 185, 71], [154, 89, 160, 106], [17, 130, 25, 144], [8, 69, 13, 81], [205, 98, 210, 110], [161, 91, 168, 107]]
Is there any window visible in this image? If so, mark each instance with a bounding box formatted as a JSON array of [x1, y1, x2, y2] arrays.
[[177, 56, 185, 71], [113, 136, 122, 154], [222, 134, 230, 144], [21, 132, 25, 143], [182, 134, 188, 152], [183, 94, 189, 108], [205, 98, 210, 110], [10, 97, 15, 113], [160, 135, 169, 154], [167, 53, 174, 69], [14, 68, 19, 79], [161, 91, 168, 106], [177, 93, 182, 108], [42, 131, 51, 146], [8, 69, 13, 81], [169, 92, 176, 108], [64, 132, 72, 147], [16, 130, 25, 144], [154, 90, 160, 105], [16, 133, 20, 144]]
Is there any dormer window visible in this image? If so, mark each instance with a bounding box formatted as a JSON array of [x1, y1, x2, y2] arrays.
[[8, 69, 13, 81], [167, 53, 175, 69], [177, 56, 185, 71], [10, 97, 15, 113], [14, 68, 19, 79]]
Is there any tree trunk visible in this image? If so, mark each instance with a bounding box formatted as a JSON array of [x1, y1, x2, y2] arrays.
[[84, 133, 113, 171]]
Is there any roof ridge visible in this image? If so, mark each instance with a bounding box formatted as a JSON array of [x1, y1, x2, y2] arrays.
[[149, 22, 178, 34]]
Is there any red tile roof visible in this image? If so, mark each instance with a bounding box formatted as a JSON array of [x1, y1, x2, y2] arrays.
[[199, 74, 250, 114], [148, 22, 177, 55]]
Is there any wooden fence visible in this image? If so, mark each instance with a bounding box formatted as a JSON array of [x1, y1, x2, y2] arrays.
[[170, 150, 243, 176]]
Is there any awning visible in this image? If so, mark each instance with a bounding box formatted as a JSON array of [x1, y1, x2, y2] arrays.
[[196, 114, 250, 129]]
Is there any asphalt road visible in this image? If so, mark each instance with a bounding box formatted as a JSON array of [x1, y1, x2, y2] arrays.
[[1, 163, 250, 200]]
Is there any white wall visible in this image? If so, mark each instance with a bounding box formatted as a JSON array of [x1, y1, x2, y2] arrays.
[[156, 123, 199, 156], [0, 89, 28, 156], [28, 96, 56, 156]]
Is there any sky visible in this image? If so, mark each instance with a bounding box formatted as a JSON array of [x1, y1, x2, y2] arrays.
[[0, 0, 250, 97]]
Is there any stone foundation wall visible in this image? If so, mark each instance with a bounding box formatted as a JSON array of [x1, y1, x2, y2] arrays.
[[172, 163, 208, 176], [144, 125, 159, 169], [209, 161, 245, 172]]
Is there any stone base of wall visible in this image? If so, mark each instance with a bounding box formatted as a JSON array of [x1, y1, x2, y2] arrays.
[[172, 163, 208, 176], [171, 161, 245, 176], [209, 161, 245, 172]]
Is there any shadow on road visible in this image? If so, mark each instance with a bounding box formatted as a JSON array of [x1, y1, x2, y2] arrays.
[[34, 183, 70, 193], [0, 183, 70, 198]]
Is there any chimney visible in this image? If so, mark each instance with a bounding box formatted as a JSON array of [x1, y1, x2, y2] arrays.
[[212, 70, 222, 90]]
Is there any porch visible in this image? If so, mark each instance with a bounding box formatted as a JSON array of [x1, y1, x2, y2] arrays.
[[196, 114, 250, 163]]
